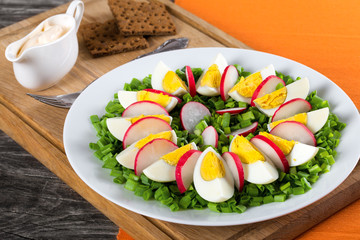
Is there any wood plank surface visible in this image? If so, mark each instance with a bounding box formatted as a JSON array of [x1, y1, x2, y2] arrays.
[[0, 130, 119, 240], [0, 0, 359, 239]]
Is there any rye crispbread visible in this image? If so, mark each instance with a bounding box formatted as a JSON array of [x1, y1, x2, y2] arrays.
[[81, 20, 149, 57], [108, 0, 176, 36]]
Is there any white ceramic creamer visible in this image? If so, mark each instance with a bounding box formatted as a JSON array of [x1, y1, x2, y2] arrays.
[[5, 0, 84, 90]]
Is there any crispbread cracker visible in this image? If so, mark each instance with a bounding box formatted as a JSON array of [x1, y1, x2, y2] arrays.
[[81, 20, 149, 57], [108, 0, 176, 36]]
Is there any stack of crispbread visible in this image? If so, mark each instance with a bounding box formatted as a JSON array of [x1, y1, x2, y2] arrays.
[[81, 0, 176, 57]]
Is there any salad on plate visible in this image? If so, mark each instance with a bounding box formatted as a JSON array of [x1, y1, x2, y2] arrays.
[[88, 53, 345, 213]]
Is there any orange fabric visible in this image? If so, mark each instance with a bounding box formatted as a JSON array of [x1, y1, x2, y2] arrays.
[[298, 199, 360, 239], [117, 228, 134, 240], [176, 0, 360, 109], [117, 1, 360, 239]]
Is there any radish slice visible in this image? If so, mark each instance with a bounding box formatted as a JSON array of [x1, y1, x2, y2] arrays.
[[134, 138, 178, 176], [143, 88, 182, 104], [226, 122, 258, 137], [122, 101, 169, 117], [175, 150, 202, 193], [180, 101, 211, 133], [216, 107, 246, 115], [202, 126, 218, 148], [122, 117, 172, 148], [185, 66, 196, 97], [250, 135, 289, 173], [251, 75, 285, 106], [271, 98, 312, 122], [222, 152, 244, 191], [220, 65, 239, 101], [270, 121, 316, 146]]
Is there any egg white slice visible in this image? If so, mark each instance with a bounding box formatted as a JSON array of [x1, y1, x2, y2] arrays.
[[163, 98, 179, 112], [107, 115, 173, 142], [106, 117, 131, 141], [286, 142, 319, 166], [143, 142, 197, 182], [268, 107, 330, 133], [306, 107, 329, 133], [193, 147, 234, 203], [242, 157, 279, 184], [260, 64, 276, 79], [118, 90, 179, 112], [115, 144, 139, 169], [255, 77, 310, 117], [117, 91, 138, 109], [151, 61, 188, 96], [196, 53, 228, 96], [143, 159, 176, 182], [116, 130, 177, 169], [228, 64, 275, 103]]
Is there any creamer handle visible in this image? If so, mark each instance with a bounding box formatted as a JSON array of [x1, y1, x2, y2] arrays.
[[66, 0, 84, 32]]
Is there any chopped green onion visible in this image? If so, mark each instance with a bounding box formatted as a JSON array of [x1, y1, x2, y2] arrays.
[[292, 187, 305, 195], [274, 194, 287, 202], [143, 189, 154, 200], [125, 179, 138, 191], [263, 195, 274, 204]]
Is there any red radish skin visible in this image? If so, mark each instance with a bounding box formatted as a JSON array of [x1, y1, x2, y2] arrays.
[[227, 122, 258, 137], [251, 75, 286, 106], [185, 66, 196, 97], [270, 121, 317, 146], [220, 65, 239, 101], [215, 107, 246, 115], [202, 126, 219, 148], [122, 117, 172, 148], [250, 135, 289, 173], [222, 152, 244, 191], [271, 98, 312, 122], [175, 150, 202, 193], [122, 101, 169, 117], [143, 88, 182, 104], [134, 139, 178, 176], [180, 101, 211, 133]]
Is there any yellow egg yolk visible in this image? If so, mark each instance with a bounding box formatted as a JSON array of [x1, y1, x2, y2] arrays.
[[200, 64, 221, 88], [230, 136, 265, 164], [229, 72, 262, 97], [162, 71, 187, 94], [135, 131, 172, 149], [129, 114, 171, 124], [269, 113, 308, 129], [253, 87, 287, 109], [137, 91, 171, 108], [259, 132, 295, 155], [161, 143, 194, 166], [200, 151, 225, 181]]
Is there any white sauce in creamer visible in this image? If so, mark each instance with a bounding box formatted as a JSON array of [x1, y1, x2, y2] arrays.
[[17, 20, 68, 57]]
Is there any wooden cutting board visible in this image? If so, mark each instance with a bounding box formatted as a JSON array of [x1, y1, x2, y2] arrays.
[[0, 0, 359, 239]]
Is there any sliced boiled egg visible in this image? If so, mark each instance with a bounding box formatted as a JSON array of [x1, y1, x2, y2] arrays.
[[230, 135, 278, 184], [259, 132, 319, 166], [106, 114, 172, 141], [228, 64, 275, 103], [254, 77, 310, 116], [118, 90, 178, 112], [193, 147, 234, 203], [195, 53, 228, 96], [115, 130, 177, 169], [151, 61, 188, 96], [268, 107, 329, 133], [143, 142, 197, 182]]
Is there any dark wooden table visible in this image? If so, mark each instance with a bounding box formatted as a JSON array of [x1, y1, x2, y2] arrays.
[[0, 1, 119, 239]]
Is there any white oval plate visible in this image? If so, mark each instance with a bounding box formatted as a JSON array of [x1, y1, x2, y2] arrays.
[[63, 48, 360, 226]]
